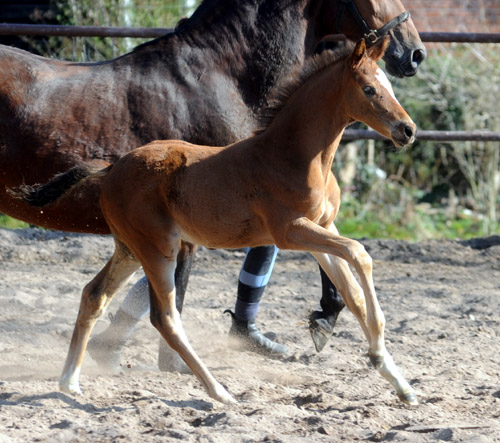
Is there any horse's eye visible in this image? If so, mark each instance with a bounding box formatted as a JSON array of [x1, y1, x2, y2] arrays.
[[363, 85, 376, 97]]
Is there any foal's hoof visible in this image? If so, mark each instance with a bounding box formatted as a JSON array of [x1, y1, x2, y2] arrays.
[[211, 383, 237, 405], [59, 380, 82, 396], [309, 311, 334, 353], [398, 390, 419, 406]]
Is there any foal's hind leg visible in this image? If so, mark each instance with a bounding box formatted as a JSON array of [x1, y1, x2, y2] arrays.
[[135, 241, 235, 404], [59, 240, 140, 395], [158, 241, 197, 372], [283, 218, 417, 405]]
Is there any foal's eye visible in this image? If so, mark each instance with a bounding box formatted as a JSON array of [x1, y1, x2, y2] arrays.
[[363, 85, 376, 97]]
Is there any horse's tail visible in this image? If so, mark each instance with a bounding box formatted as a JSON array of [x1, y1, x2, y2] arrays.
[[9, 164, 112, 207]]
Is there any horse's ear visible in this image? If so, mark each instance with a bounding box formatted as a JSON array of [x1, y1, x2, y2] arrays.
[[367, 37, 390, 62], [350, 39, 366, 71]]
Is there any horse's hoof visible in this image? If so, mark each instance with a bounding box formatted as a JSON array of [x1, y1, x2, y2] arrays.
[[87, 334, 125, 375], [225, 310, 288, 356], [309, 311, 334, 353], [398, 390, 418, 406]]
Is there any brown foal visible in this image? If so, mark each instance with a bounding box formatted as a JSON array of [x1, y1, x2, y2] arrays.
[[17, 40, 417, 405]]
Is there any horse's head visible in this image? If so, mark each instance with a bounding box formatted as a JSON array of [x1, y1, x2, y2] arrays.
[[342, 39, 416, 149], [317, 0, 426, 77]]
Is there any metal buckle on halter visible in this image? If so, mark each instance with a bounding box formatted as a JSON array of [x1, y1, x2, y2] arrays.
[[337, 1, 411, 47], [364, 30, 379, 45]]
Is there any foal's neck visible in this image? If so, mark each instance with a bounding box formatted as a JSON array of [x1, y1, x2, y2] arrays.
[[259, 62, 349, 173]]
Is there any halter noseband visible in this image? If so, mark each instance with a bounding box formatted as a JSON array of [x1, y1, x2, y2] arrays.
[[336, 0, 411, 46]]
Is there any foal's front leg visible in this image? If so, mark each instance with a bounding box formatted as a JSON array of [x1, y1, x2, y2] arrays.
[[283, 218, 417, 405], [60, 240, 140, 395]]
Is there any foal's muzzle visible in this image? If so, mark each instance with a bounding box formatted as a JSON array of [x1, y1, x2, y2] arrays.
[[392, 121, 417, 148]]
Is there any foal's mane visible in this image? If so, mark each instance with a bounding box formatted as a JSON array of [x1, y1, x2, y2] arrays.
[[254, 41, 355, 135]]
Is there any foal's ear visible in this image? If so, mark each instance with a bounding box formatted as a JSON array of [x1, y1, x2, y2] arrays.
[[367, 37, 390, 62], [350, 39, 366, 71]]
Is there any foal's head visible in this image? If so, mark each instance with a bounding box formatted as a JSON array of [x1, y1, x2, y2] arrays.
[[342, 39, 416, 148]]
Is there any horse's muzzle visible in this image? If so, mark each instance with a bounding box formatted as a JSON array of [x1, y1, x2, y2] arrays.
[[385, 46, 427, 78]]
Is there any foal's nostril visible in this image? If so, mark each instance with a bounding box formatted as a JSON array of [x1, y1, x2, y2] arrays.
[[411, 48, 427, 67], [404, 125, 414, 139]]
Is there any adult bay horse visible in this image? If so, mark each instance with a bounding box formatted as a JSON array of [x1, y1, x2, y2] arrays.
[[16, 39, 418, 405], [0, 0, 426, 359]]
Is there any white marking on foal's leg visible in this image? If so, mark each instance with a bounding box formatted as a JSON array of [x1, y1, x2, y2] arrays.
[[375, 67, 400, 104], [369, 348, 418, 405], [59, 365, 82, 395]]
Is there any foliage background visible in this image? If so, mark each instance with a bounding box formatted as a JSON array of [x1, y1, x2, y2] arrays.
[[2, 0, 499, 240], [338, 43, 500, 240]]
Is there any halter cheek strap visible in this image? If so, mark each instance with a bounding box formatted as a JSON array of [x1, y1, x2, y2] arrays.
[[336, 0, 411, 46]]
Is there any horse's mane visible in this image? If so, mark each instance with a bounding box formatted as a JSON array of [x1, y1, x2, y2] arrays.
[[175, 0, 231, 31], [176, 0, 283, 33], [130, 0, 254, 53], [254, 41, 355, 135]]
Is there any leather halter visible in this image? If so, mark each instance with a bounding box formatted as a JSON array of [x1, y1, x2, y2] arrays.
[[336, 0, 411, 46]]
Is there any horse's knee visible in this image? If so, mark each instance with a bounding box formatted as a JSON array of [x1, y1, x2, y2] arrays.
[[349, 242, 372, 272]]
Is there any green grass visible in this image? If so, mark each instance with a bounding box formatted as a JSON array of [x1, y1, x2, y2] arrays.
[[335, 198, 498, 241], [2, 204, 497, 242], [0, 214, 31, 229]]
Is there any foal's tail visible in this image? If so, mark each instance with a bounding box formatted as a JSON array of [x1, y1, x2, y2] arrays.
[[9, 164, 112, 207]]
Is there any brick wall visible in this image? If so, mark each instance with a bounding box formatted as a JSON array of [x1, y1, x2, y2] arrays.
[[408, 0, 500, 33]]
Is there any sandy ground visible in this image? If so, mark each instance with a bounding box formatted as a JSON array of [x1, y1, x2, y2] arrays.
[[0, 227, 499, 442]]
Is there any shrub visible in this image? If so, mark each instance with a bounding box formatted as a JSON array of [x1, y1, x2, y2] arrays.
[[336, 44, 500, 239]]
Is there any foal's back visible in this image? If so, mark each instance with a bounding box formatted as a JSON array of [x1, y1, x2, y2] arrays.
[[100, 139, 275, 249]]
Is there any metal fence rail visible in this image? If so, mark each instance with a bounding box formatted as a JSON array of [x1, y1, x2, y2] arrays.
[[2, 24, 500, 43], [0, 23, 169, 38], [1, 23, 500, 143], [342, 129, 500, 142]]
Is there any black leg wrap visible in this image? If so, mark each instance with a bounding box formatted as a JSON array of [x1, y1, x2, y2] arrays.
[[224, 310, 288, 356], [309, 266, 346, 352]]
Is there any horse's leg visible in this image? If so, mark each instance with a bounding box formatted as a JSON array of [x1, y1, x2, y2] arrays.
[[87, 277, 149, 373], [309, 266, 346, 352], [140, 242, 235, 404], [59, 240, 140, 395], [283, 218, 417, 405], [173, 241, 197, 313], [157, 241, 197, 372], [225, 245, 288, 355]]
